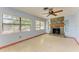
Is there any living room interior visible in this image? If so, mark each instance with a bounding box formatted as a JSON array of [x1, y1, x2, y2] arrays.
[[0, 7, 79, 52]]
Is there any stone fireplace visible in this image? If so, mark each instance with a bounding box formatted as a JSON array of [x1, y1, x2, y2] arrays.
[[49, 17, 64, 35]]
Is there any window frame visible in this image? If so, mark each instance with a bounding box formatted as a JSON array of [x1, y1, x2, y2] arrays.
[[2, 14, 20, 34], [35, 20, 41, 30], [35, 20, 45, 30], [40, 21, 45, 30], [20, 17, 32, 32]]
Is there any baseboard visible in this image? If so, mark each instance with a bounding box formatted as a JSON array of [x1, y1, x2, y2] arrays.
[[65, 36, 79, 46], [0, 33, 46, 49]]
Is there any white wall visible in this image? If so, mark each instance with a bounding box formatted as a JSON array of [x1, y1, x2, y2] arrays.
[[0, 7, 46, 47], [46, 18, 51, 33], [64, 14, 79, 42]]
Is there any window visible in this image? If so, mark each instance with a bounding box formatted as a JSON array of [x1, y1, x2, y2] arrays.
[[36, 20, 41, 30], [2, 14, 45, 34], [2, 14, 32, 34], [0, 20, 2, 33], [2, 14, 20, 34], [36, 20, 45, 30], [21, 18, 31, 31], [40, 21, 45, 29]]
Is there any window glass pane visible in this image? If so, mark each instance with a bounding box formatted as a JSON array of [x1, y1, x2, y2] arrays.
[[3, 14, 18, 19], [41, 21, 45, 29], [3, 19, 13, 24], [3, 14, 12, 19], [36, 20, 45, 30], [13, 19, 20, 24], [12, 25, 20, 32], [3, 24, 20, 33], [21, 25, 30, 31], [21, 18, 31, 25], [21, 18, 31, 31], [2, 14, 20, 34], [3, 18, 20, 24], [36, 20, 41, 30], [0, 22, 2, 33]]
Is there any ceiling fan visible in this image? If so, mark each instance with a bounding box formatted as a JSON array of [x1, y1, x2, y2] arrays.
[[43, 7, 63, 17]]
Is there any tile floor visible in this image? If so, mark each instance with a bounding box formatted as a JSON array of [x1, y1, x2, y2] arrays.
[[0, 34, 79, 52]]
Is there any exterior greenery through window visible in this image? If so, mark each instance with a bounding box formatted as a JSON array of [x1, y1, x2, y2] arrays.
[[36, 20, 45, 30], [21, 18, 31, 31], [2, 14, 31, 34], [3, 14, 20, 33], [1, 14, 45, 34]]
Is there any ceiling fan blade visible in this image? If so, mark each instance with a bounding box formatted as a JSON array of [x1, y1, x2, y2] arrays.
[[54, 10, 63, 13], [47, 14, 50, 17], [42, 13, 49, 14], [52, 13, 57, 16]]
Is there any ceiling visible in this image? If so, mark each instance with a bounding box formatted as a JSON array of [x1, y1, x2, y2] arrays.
[[13, 7, 79, 19]]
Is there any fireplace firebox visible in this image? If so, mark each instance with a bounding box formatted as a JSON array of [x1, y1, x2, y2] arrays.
[[53, 28, 60, 34]]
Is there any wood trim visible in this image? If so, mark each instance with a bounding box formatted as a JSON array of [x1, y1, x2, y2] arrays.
[[49, 24, 64, 28], [0, 33, 46, 49]]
